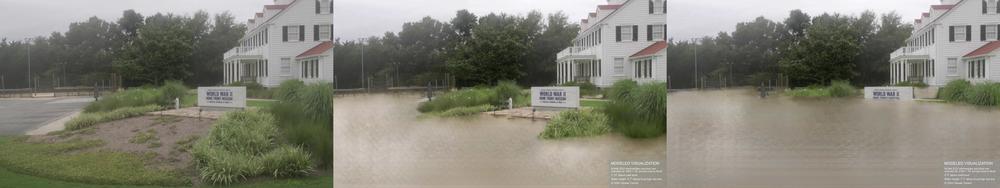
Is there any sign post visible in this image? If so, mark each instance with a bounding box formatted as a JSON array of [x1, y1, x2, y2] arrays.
[[531, 87, 580, 110], [198, 87, 247, 110]]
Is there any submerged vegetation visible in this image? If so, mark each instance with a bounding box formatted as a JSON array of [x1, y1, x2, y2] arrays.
[[538, 110, 610, 139], [940, 80, 1000, 107], [267, 80, 333, 168], [541, 80, 666, 139], [417, 81, 528, 115], [785, 80, 858, 98]]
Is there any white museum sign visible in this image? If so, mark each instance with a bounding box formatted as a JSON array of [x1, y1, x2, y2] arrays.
[[531, 87, 580, 108], [864, 87, 914, 100], [198, 87, 247, 108]]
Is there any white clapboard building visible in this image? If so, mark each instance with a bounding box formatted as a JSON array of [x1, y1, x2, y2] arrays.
[[556, 0, 668, 87], [890, 0, 1000, 86], [223, 0, 334, 87]]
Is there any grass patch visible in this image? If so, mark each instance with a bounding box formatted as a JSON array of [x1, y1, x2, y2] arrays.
[[960, 82, 1000, 106], [785, 80, 859, 98], [85, 81, 189, 113], [0, 137, 189, 186], [248, 100, 277, 109], [227, 81, 273, 99], [0, 165, 331, 188], [192, 110, 314, 185], [129, 129, 160, 149], [66, 105, 161, 131], [435, 105, 495, 117], [939, 79, 973, 102], [539, 110, 610, 139], [581, 99, 609, 109], [604, 80, 666, 139]]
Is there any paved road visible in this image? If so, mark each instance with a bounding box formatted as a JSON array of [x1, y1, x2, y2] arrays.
[[0, 97, 93, 135]]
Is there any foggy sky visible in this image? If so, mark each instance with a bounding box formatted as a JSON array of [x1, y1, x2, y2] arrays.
[[1, 0, 941, 42]]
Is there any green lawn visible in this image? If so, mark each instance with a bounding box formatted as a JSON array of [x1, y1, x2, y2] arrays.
[[0, 136, 331, 188], [581, 99, 609, 109], [248, 99, 277, 109]]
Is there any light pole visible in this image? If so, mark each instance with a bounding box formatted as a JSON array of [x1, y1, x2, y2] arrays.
[[25, 38, 32, 91], [692, 39, 698, 89], [360, 40, 365, 92]]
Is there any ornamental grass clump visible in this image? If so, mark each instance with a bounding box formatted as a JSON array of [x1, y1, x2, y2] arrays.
[[939, 79, 973, 102], [66, 105, 161, 130], [192, 110, 313, 185], [604, 80, 666, 139], [539, 109, 610, 139], [268, 81, 333, 168], [962, 82, 1000, 106]]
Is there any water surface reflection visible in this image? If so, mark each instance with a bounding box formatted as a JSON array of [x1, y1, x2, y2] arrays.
[[667, 89, 1000, 188], [334, 93, 665, 188]]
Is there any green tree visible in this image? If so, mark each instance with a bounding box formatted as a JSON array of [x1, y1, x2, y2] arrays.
[[779, 14, 862, 86]]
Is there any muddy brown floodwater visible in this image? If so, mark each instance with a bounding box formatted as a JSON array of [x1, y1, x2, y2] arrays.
[[667, 89, 1000, 188], [333, 93, 665, 188]]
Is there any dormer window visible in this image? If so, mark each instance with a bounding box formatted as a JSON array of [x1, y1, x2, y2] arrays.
[[649, 0, 666, 14], [985, 0, 999, 14], [316, 0, 332, 14]]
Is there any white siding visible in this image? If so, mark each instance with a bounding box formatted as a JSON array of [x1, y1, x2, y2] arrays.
[[899, 0, 1000, 86]]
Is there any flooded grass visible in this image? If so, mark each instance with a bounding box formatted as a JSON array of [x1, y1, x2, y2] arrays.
[[417, 81, 529, 115], [604, 80, 667, 138], [785, 80, 858, 98], [538, 109, 610, 139]]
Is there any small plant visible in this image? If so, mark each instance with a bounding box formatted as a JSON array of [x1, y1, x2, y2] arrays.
[[539, 110, 610, 139], [129, 129, 159, 145], [192, 110, 314, 185]]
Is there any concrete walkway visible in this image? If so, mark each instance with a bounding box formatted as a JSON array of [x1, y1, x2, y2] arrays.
[[25, 111, 80, 135]]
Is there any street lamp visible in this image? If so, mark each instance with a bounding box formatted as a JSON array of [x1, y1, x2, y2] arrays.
[[24, 38, 32, 91]]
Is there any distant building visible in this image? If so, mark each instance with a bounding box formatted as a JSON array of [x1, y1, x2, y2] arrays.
[[223, 0, 334, 87], [556, 0, 668, 87], [890, 0, 1000, 86]]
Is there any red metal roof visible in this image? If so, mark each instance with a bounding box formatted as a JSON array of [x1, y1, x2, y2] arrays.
[[265, 4, 290, 10], [630, 41, 668, 58], [598, 4, 623, 10], [964, 41, 1000, 57], [297, 41, 333, 58], [931, 5, 955, 10]]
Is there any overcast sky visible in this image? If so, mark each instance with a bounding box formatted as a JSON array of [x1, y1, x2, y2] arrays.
[[1, 0, 941, 42]]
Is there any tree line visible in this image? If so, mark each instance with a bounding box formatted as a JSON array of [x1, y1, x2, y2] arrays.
[[333, 10, 579, 89], [667, 10, 912, 89], [0, 10, 245, 89]]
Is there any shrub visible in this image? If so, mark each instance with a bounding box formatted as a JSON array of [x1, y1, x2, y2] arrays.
[[436, 105, 495, 117], [158, 80, 188, 106], [604, 81, 666, 138], [417, 88, 495, 113], [827, 80, 857, 97], [273, 80, 305, 102], [66, 105, 161, 130], [84, 88, 161, 113], [539, 110, 610, 139], [561, 81, 601, 97], [492, 81, 523, 106], [940, 79, 972, 102], [963, 83, 1000, 106], [193, 110, 314, 185]]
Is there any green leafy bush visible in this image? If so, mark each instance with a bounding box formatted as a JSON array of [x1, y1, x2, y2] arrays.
[[83, 89, 161, 113], [827, 80, 858, 97], [539, 110, 610, 139], [273, 80, 305, 102], [192, 110, 314, 185], [418, 82, 529, 114], [939, 79, 972, 102], [785, 80, 858, 98], [66, 105, 161, 130], [492, 80, 523, 106], [158, 80, 188, 106], [604, 80, 666, 138]]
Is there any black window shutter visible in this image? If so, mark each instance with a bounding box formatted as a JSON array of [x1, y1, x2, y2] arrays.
[[647, 25, 653, 41], [299, 25, 306, 41], [330, 0, 334, 14], [997, 25, 1000, 40], [282, 26, 288, 42], [316, 0, 321, 14], [663, 24, 668, 40], [967, 25, 973, 41], [632, 25, 639, 41], [331, 24, 335, 41], [984, 0, 989, 14], [663, 0, 667, 13], [616, 26, 622, 42], [314, 25, 320, 41], [983, 25, 988, 41], [649, 0, 654, 14]]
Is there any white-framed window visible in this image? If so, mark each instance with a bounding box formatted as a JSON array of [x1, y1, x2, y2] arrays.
[[987, 0, 998, 14], [650, 24, 665, 41], [633, 58, 653, 78], [953, 26, 969, 42], [967, 58, 988, 79], [284, 25, 304, 42], [317, 0, 332, 14], [987, 25, 998, 41], [281, 58, 291, 76], [649, 0, 666, 14], [618, 25, 636, 42], [614, 57, 625, 75], [948, 58, 959, 76]]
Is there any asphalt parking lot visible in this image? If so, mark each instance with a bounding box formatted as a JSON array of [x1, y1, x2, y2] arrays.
[[0, 97, 93, 135]]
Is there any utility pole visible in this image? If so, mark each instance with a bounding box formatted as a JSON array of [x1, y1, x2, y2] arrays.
[[692, 39, 698, 89], [360, 40, 366, 92], [25, 38, 32, 91]]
